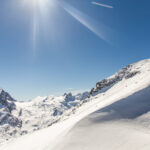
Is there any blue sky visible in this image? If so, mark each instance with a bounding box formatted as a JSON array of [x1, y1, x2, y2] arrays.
[[0, 0, 150, 100]]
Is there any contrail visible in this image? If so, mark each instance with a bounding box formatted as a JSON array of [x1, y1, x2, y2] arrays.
[[91, 1, 113, 9], [58, 1, 114, 44]]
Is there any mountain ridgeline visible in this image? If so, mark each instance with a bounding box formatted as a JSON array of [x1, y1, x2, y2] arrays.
[[89, 64, 140, 96]]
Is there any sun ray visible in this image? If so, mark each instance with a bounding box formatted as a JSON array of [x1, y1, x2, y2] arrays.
[[58, 1, 113, 44], [20, 0, 56, 58]]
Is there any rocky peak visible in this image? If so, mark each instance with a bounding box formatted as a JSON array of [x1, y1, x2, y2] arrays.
[[0, 88, 22, 132], [64, 93, 75, 102], [0, 88, 15, 102], [90, 64, 140, 95], [0, 89, 16, 112]]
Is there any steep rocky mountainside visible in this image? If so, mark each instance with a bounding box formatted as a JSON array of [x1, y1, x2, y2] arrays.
[[0, 89, 22, 127], [0, 89, 22, 143], [89, 63, 140, 95]]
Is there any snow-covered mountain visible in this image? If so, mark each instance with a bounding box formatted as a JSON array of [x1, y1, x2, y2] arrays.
[[0, 89, 89, 144], [89, 63, 140, 95], [0, 58, 150, 150], [0, 89, 22, 143]]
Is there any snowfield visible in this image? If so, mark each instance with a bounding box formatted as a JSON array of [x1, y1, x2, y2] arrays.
[[53, 86, 150, 150], [1, 58, 150, 150]]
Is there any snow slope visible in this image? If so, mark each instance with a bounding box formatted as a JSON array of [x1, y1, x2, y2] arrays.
[[52, 59, 150, 150], [54, 86, 150, 150], [1, 58, 150, 150]]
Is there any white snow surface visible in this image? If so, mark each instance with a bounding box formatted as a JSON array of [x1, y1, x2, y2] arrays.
[[1, 58, 150, 150]]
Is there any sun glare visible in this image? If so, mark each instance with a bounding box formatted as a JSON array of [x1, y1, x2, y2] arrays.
[[31, 0, 47, 8], [21, 0, 56, 57], [22, 0, 54, 12]]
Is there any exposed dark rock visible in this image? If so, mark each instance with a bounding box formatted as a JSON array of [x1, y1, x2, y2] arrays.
[[64, 93, 75, 102], [89, 65, 140, 96], [0, 89, 22, 128]]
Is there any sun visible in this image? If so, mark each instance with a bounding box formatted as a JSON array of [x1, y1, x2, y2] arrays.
[[23, 0, 53, 10], [31, 0, 46, 7]]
